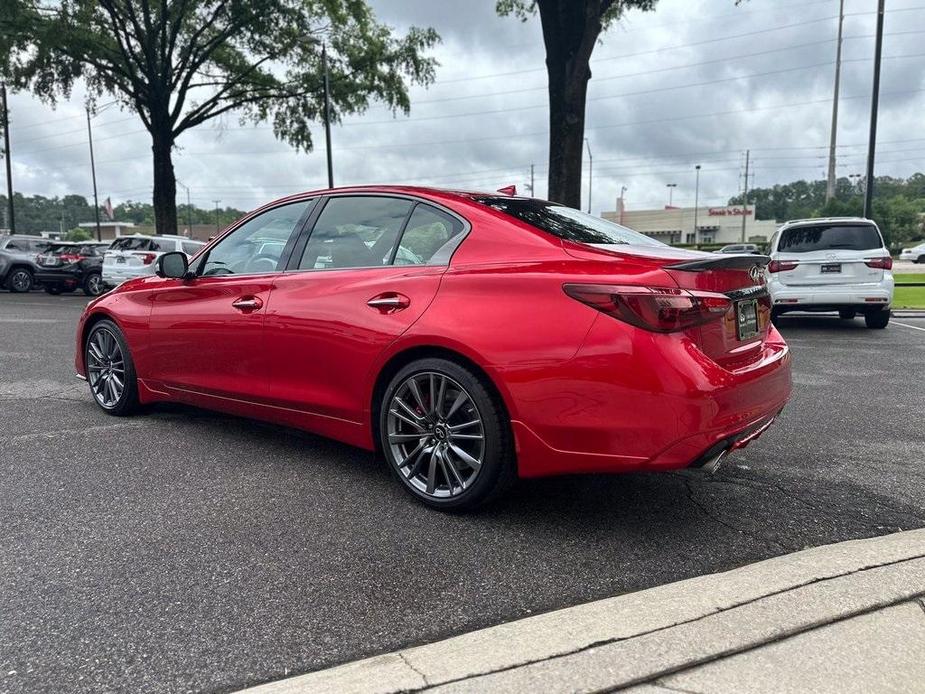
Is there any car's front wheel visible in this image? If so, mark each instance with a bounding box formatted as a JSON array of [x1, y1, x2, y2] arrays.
[[864, 309, 890, 329], [85, 319, 139, 415], [83, 272, 105, 297], [379, 358, 515, 511], [6, 268, 33, 293]]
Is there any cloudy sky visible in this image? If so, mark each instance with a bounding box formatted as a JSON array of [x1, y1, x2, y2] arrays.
[[5, 0, 925, 217]]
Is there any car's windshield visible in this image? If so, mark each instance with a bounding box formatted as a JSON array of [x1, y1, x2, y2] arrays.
[[473, 196, 665, 247], [778, 224, 882, 253]]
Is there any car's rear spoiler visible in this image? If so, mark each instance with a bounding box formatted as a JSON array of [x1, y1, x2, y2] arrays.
[[666, 254, 771, 272]]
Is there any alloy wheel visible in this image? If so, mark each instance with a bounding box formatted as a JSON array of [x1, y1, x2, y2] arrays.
[[386, 372, 485, 499], [10, 270, 32, 292], [86, 274, 104, 296], [87, 328, 126, 409]]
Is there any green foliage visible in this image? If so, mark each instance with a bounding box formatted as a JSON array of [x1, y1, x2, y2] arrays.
[[64, 227, 92, 241], [0, 193, 245, 233], [729, 174, 925, 248]]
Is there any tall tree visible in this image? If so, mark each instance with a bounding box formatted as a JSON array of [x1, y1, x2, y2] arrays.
[[0, 1, 438, 234], [497, 0, 656, 208]]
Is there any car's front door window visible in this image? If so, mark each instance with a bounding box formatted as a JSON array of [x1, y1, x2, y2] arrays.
[[199, 200, 313, 276]]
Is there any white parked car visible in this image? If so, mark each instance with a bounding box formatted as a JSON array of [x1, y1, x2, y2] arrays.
[[899, 242, 925, 264], [102, 235, 204, 288], [767, 217, 893, 329]]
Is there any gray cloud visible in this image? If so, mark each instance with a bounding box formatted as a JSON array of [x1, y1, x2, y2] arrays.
[[5, 0, 925, 220]]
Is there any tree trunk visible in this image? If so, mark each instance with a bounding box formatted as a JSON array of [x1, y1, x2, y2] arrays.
[[538, 0, 600, 209], [546, 60, 590, 208], [151, 130, 178, 236]]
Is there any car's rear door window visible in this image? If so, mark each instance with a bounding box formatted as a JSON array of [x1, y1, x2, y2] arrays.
[[777, 224, 883, 252], [298, 196, 414, 270], [394, 204, 465, 265]]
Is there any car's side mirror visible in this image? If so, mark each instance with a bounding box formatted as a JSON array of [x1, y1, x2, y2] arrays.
[[156, 251, 190, 279]]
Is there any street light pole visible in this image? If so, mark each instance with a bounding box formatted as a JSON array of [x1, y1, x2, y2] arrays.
[[584, 138, 593, 214], [825, 0, 845, 203], [213, 200, 221, 234], [619, 185, 627, 225], [2, 83, 16, 234], [693, 165, 702, 245], [85, 107, 102, 241], [863, 0, 885, 218], [179, 181, 193, 234], [666, 183, 677, 207], [740, 149, 750, 243]]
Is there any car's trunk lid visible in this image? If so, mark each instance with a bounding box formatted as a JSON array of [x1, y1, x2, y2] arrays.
[[564, 242, 772, 369], [773, 249, 887, 286]]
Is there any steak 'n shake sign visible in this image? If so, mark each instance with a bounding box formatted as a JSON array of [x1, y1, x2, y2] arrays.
[[708, 206, 753, 217]]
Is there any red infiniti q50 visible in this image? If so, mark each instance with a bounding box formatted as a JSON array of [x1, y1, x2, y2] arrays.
[[75, 187, 791, 509]]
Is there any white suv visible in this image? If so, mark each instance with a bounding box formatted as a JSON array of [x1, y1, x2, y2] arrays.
[[102, 235, 204, 288], [767, 217, 893, 329]]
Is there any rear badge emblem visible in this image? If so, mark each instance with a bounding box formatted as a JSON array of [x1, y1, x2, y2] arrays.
[[748, 265, 763, 282]]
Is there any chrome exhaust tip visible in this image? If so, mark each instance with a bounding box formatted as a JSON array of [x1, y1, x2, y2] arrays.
[[701, 449, 728, 475]]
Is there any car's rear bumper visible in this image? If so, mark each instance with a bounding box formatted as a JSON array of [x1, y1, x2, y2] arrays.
[[510, 316, 792, 478], [769, 279, 893, 309], [102, 266, 150, 286], [35, 269, 82, 287]]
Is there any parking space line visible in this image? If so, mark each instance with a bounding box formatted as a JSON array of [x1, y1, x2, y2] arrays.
[[893, 321, 925, 333]]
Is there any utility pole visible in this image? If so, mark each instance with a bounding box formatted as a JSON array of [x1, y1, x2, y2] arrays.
[[741, 149, 750, 243], [529, 164, 535, 197], [584, 139, 593, 213], [85, 107, 102, 241], [322, 44, 334, 189], [864, 0, 885, 219], [826, 0, 846, 203], [178, 181, 193, 234], [693, 164, 702, 245], [1, 83, 15, 234], [213, 200, 221, 234], [619, 185, 627, 225]]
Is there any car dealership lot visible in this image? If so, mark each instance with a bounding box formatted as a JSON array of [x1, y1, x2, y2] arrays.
[[1, 293, 924, 694]]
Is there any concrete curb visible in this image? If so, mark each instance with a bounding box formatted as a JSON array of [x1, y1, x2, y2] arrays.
[[237, 530, 925, 694]]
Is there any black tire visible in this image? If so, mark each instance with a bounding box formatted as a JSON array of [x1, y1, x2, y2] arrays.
[[84, 319, 140, 416], [44, 285, 63, 295], [6, 268, 33, 293], [838, 309, 856, 320], [864, 309, 890, 329], [83, 272, 105, 297], [379, 358, 516, 511], [770, 307, 783, 324], [917, 255, 925, 264]]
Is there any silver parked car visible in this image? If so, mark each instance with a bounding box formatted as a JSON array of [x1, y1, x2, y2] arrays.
[[0, 235, 51, 292], [102, 234, 204, 289]]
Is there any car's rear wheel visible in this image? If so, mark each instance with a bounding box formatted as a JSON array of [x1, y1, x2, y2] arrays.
[[917, 254, 925, 264], [864, 309, 890, 329], [838, 309, 856, 320], [6, 268, 33, 293], [85, 319, 139, 415], [83, 272, 105, 297], [379, 358, 515, 511]]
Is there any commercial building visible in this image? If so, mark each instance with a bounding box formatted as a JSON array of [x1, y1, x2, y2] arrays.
[[602, 200, 778, 245]]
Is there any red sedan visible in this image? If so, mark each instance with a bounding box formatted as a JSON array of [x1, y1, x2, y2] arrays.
[[75, 187, 791, 510]]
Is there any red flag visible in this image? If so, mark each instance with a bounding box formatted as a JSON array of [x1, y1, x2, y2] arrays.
[[103, 197, 114, 221]]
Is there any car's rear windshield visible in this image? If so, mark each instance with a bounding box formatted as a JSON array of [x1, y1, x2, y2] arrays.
[[110, 237, 154, 251], [473, 196, 665, 247], [778, 224, 883, 253]]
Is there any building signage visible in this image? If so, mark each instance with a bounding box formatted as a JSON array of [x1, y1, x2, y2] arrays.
[[708, 206, 753, 217]]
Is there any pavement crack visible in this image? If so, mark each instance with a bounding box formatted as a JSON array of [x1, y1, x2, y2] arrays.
[[650, 680, 706, 694], [399, 652, 429, 688], [917, 598, 925, 618], [679, 476, 794, 552]]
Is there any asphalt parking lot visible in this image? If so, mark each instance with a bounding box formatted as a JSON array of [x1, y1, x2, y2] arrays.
[[1, 293, 924, 694]]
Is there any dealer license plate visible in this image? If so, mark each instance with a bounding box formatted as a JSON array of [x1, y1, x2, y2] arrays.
[[736, 299, 759, 341]]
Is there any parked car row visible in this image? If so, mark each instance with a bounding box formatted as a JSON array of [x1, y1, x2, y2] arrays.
[[0, 233, 204, 295]]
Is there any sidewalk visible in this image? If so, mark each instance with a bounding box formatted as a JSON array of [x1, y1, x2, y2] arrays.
[[239, 530, 925, 694]]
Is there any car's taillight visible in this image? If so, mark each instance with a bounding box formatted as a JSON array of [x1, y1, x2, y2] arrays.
[[864, 256, 893, 270], [563, 284, 731, 333], [767, 260, 798, 273], [60, 253, 85, 263], [134, 252, 157, 265]]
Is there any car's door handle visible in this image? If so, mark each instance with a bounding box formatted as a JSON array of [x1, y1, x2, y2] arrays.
[[367, 293, 410, 312], [232, 296, 263, 312]]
